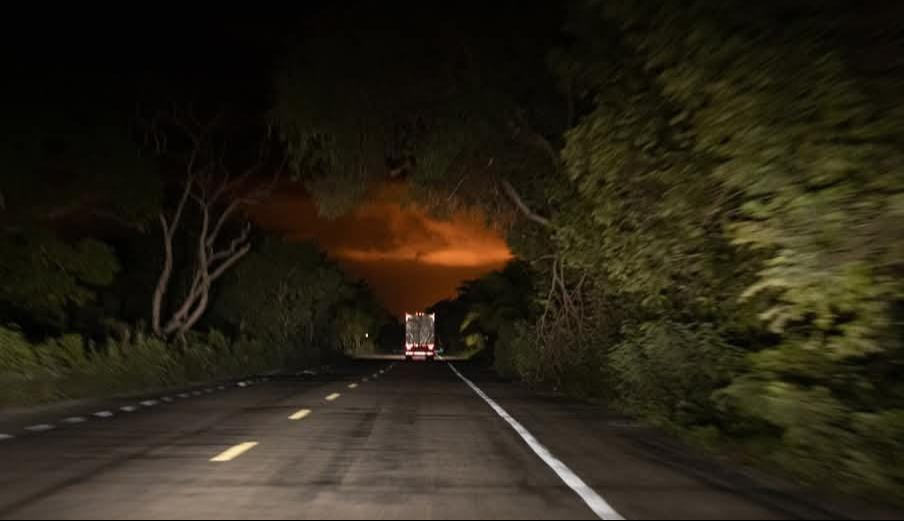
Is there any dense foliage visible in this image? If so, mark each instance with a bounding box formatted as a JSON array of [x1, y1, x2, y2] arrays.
[[212, 238, 388, 358], [0, 326, 302, 407], [273, 0, 904, 500]]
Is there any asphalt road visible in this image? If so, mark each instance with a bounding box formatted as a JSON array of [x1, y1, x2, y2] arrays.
[[0, 360, 897, 520]]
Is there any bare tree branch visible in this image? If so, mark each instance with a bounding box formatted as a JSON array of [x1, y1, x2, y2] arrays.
[[447, 170, 470, 202], [210, 224, 252, 265], [208, 242, 252, 284], [152, 177, 194, 337], [148, 106, 281, 340], [152, 213, 173, 337], [499, 179, 553, 228]]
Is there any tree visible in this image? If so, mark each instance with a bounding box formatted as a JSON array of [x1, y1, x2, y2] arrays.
[[545, 0, 904, 490], [212, 238, 358, 353], [140, 108, 286, 338], [0, 232, 119, 332], [581, 0, 904, 357], [334, 306, 379, 356], [429, 262, 535, 363], [430, 298, 469, 354], [457, 263, 534, 341]]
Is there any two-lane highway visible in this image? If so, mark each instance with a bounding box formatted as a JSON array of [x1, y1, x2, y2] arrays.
[[0, 361, 893, 520]]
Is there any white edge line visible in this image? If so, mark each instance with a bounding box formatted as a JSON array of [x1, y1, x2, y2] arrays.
[[448, 363, 625, 521]]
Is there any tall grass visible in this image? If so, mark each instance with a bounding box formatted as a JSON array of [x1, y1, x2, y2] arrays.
[[0, 326, 318, 408]]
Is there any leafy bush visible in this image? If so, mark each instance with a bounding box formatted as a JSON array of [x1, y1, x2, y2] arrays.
[[0, 232, 120, 331], [493, 321, 529, 380], [611, 321, 743, 425], [718, 345, 904, 498]]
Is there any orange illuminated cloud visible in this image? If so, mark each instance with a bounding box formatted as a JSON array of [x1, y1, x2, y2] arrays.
[[250, 181, 513, 314], [335, 247, 512, 267]]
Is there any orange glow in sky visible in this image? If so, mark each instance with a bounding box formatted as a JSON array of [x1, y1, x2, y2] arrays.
[[251, 182, 512, 315]]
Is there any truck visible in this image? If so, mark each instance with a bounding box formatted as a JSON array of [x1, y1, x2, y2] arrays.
[[405, 312, 436, 361]]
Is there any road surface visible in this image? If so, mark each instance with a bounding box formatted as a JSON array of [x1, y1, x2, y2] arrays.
[[0, 361, 895, 520]]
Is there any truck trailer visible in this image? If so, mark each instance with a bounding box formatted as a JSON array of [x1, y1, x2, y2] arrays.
[[405, 312, 436, 361]]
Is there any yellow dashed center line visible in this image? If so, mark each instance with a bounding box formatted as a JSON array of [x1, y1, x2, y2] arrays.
[[211, 442, 259, 462], [325, 393, 341, 401], [289, 409, 312, 421]]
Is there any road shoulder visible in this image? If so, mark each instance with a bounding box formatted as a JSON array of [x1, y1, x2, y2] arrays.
[[455, 363, 903, 521]]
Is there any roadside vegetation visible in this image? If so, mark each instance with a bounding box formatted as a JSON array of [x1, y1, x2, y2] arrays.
[[273, 1, 904, 502], [0, 88, 390, 408]]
